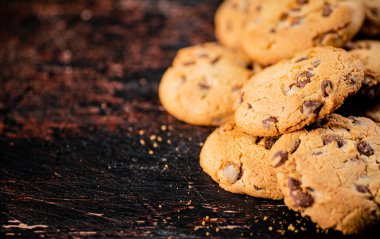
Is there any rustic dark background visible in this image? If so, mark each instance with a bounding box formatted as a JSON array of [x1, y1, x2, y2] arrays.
[[0, 0, 379, 238]]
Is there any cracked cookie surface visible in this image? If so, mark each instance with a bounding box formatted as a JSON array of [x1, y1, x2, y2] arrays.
[[159, 42, 256, 126], [235, 47, 364, 137], [241, 0, 365, 65], [269, 114, 380, 234], [348, 40, 380, 99], [200, 122, 283, 199]]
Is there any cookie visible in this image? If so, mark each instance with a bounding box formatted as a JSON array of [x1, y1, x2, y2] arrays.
[[235, 47, 364, 137], [215, 0, 260, 49], [348, 40, 380, 99], [363, 0, 380, 35], [159, 42, 256, 126], [364, 104, 380, 123], [269, 114, 380, 234], [241, 0, 365, 65], [200, 122, 283, 199]]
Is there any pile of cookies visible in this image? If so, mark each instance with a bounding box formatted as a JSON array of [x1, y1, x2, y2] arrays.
[[159, 0, 380, 235]]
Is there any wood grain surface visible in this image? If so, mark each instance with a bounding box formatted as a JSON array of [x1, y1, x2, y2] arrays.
[[1, 1, 379, 238]]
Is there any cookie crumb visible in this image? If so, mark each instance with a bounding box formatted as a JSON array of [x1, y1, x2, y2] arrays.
[[150, 135, 157, 141]]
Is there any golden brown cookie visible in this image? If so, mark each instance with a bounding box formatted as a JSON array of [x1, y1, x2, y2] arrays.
[[235, 47, 364, 137], [362, 0, 380, 36], [159, 42, 257, 126], [214, 0, 261, 49], [200, 122, 283, 200], [348, 40, 380, 99], [242, 0, 365, 65], [364, 104, 380, 122], [269, 114, 380, 234]]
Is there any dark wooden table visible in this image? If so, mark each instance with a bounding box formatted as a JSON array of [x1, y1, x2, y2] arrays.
[[1, 1, 379, 238]]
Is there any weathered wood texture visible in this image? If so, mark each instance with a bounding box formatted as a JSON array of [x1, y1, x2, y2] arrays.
[[0, 1, 379, 238]]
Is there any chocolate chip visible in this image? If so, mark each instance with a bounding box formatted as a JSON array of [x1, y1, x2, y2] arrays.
[[345, 75, 357, 85], [290, 17, 302, 26], [246, 63, 254, 71], [239, 92, 245, 104], [262, 117, 278, 129], [265, 136, 280, 150], [357, 141, 375, 156], [183, 61, 195, 66], [296, 71, 314, 88], [290, 139, 301, 154], [198, 82, 210, 90], [301, 100, 323, 116], [363, 75, 376, 86], [288, 178, 314, 208], [322, 4, 333, 17], [269, 28, 276, 34], [223, 163, 242, 184], [297, 0, 308, 4], [321, 80, 333, 97], [355, 184, 370, 194], [370, 7, 379, 16], [272, 150, 289, 168], [348, 116, 361, 125], [255, 136, 263, 145], [292, 191, 314, 207], [232, 85, 242, 93], [211, 56, 221, 64], [288, 178, 302, 191], [312, 59, 321, 68], [322, 134, 345, 148], [247, 103, 252, 109], [295, 56, 308, 63], [280, 13, 289, 21], [198, 53, 208, 58]]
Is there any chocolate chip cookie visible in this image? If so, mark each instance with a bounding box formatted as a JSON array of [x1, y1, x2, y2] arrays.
[[235, 47, 364, 137], [159, 42, 256, 126], [242, 0, 365, 65], [269, 114, 380, 234], [362, 0, 380, 36], [200, 122, 283, 199], [364, 104, 380, 123], [348, 40, 380, 99], [215, 0, 260, 49]]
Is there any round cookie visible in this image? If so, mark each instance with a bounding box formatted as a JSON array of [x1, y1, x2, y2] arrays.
[[269, 114, 380, 234], [242, 0, 365, 65], [159, 43, 256, 126], [235, 47, 364, 137], [364, 0, 380, 35], [348, 40, 380, 99], [215, 0, 261, 49], [200, 122, 283, 200]]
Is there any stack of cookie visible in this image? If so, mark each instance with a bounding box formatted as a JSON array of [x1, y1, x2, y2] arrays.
[[159, 0, 380, 235]]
